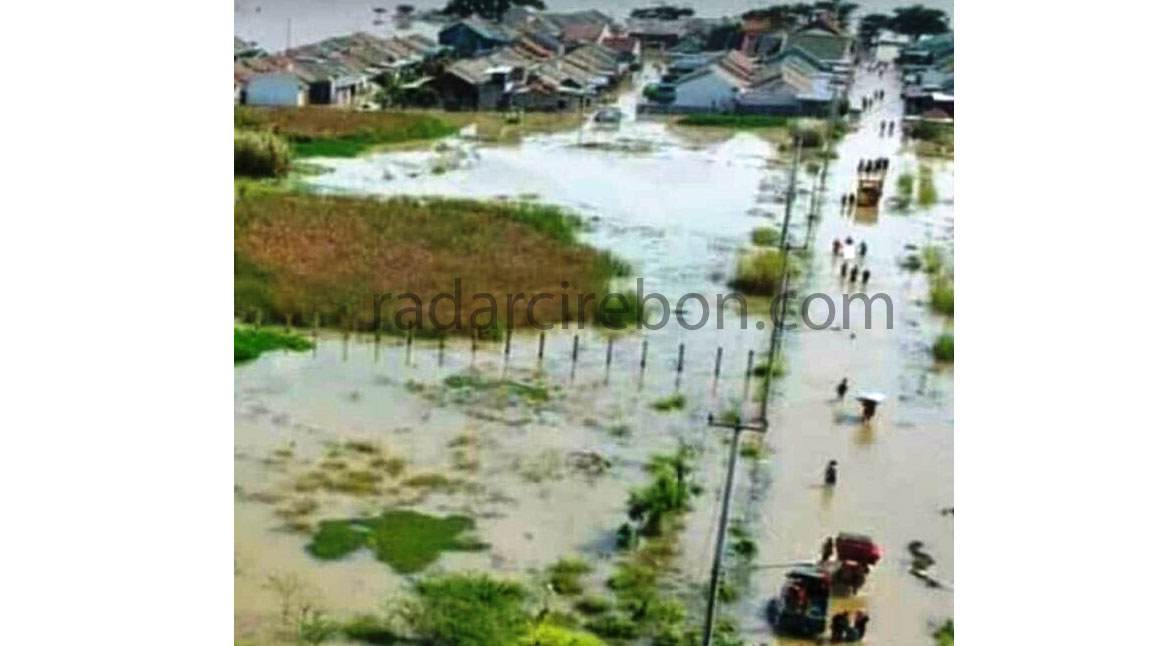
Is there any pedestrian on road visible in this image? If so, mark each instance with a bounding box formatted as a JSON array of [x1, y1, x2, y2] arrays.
[[857, 159, 865, 172], [840, 194, 847, 209], [859, 241, 868, 258], [862, 269, 871, 287], [849, 265, 859, 283], [854, 611, 870, 640], [836, 377, 849, 399], [879, 121, 885, 136], [847, 193, 855, 207], [821, 536, 834, 562], [832, 238, 842, 255], [840, 262, 849, 279]]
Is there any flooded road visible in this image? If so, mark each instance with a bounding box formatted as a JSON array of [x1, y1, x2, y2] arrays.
[[235, 66, 952, 644]]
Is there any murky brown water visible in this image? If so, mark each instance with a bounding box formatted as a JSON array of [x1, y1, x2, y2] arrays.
[[236, 64, 953, 645]]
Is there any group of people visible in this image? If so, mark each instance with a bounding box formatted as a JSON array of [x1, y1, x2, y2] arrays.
[[832, 236, 871, 288], [830, 610, 870, 642], [878, 120, 897, 137], [857, 158, 889, 175]]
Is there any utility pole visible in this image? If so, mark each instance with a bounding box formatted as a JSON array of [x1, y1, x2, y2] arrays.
[[701, 134, 803, 646]]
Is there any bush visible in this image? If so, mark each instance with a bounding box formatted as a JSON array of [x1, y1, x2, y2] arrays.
[[575, 596, 611, 616], [520, 625, 603, 646], [731, 248, 787, 295], [402, 574, 530, 646], [234, 129, 291, 178], [677, 114, 789, 129], [918, 164, 938, 206], [343, 614, 399, 644], [586, 614, 640, 640], [932, 333, 954, 362], [750, 227, 780, 246], [929, 275, 954, 316], [652, 394, 686, 412]]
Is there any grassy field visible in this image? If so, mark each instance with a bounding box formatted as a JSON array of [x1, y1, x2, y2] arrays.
[[235, 192, 623, 336], [235, 106, 585, 156], [236, 106, 459, 157], [307, 510, 487, 573]]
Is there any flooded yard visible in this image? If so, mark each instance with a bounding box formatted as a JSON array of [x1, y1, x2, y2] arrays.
[[236, 65, 953, 645]]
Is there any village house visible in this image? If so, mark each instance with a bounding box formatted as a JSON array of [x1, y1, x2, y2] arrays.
[[734, 53, 836, 116], [438, 17, 515, 58], [665, 50, 761, 112], [244, 71, 310, 107]]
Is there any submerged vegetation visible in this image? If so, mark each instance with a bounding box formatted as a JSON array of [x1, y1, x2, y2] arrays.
[[234, 327, 313, 363], [934, 619, 954, 646], [236, 107, 458, 157], [235, 193, 622, 335], [651, 393, 686, 412], [906, 120, 954, 158], [547, 557, 593, 595], [306, 510, 487, 573]]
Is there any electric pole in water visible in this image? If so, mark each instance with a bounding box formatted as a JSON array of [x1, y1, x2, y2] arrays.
[[700, 134, 802, 646]]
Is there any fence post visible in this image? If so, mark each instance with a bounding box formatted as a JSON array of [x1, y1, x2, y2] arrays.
[[438, 336, 445, 367], [606, 337, 614, 368], [572, 335, 580, 363], [640, 339, 649, 373], [538, 332, 546, 361], [676, 343, 685, 373], [714, 346, 723, 379], [745, 349, 755, 378]]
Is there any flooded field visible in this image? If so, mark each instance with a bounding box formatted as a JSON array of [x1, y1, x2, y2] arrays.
[[236, 65, 953, 645]]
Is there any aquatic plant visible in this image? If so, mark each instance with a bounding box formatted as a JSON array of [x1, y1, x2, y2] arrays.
[[234, 129, 291, 178], [306, 510, 487, 573], [752, 357, 786, 378], [922, 245, 946, 274], [586, 614, 640, 640], [234, 327, 313, 363], [520, 624, 604, 646], [651, 394, 686, 412], [400, 574, 530, 646], [547, 557, 593, 595], [597, 291, 648, 329], [932, 333, 954, 362], [342, 614, 399, 645], [627, 446, 698, 536], [897, 172, 914, 201]]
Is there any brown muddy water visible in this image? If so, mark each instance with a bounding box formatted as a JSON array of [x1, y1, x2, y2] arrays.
[[235, 67, 953, 644]]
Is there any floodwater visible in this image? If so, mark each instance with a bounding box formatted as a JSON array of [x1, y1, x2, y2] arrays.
[[235, 66, 953, 644]]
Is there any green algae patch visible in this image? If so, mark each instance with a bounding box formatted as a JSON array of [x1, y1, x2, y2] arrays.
[[306, 510, 487, 573]]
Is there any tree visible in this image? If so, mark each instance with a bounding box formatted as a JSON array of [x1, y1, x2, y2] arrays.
[[887, 4, 949, 39], [814, 1, 860, 26], [441, 0, 546, 21], [858, 13, 889, 47]]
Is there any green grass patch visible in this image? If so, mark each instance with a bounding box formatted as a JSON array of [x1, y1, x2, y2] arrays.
[[522, 624, 604, 646], [922, 245, 946, 274], [547, 557, 593, 595], [401, 574, 530, 646], [750, 227, 781, 247], [651, 393, 686, 412], [234, 327, 313, 363], [932, 333, 954, 363], [574, 596, 611, 616], [676, 114, 789, 129], [342, 614, 400, 644], [306, 510, 487, 573]]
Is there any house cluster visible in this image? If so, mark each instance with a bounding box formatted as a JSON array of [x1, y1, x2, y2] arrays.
[[234, 32, 447, 107], [234, 7, 639, 112], [897, 32, 953, 120], [640, 12, 854, 117], [432, 8, 639, 111]]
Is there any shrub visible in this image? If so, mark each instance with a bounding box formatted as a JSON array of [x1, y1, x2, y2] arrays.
[[306, 510, 486, 573], [932, 333, 954, 362], [520, 624, 604, 646], [234, 129, 291, 178], [918, 164, 938, 206], [586, 614, 640, 640], [678, 114, 789, 129], [627, 446, 697, 536], [730, 248, 787, 295], [929, 275, 954, 316], [750, 227, 780, 246], [897, 172, 914, 201], [402, 574, 530, 646], [343, 614, 399, 644]]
